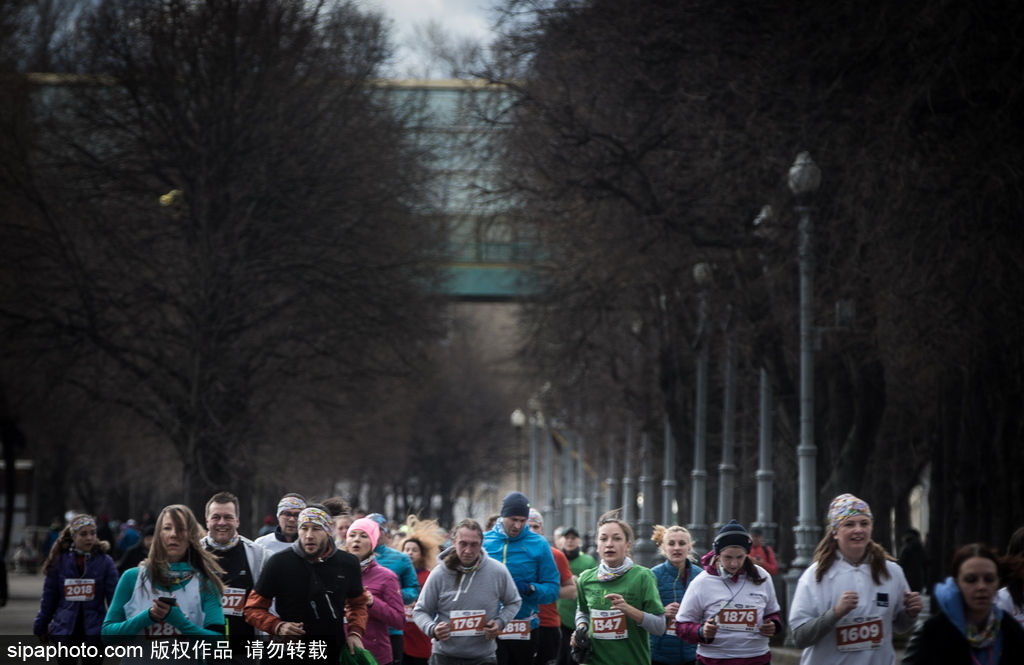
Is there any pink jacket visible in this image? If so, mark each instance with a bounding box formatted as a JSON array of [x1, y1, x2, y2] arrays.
[[346, 559, 405, 664]]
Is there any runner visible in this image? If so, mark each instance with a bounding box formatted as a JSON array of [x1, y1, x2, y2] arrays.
[[526, 509, 575, 665], [243, 504, 368, 663], [649, 525, 701, 665], [253, 494, 306, 554], [483, 492, 560, 665], [201, 491, 271, 658], [34, 514, 120, 663], [102, 505, 226, 664], [413, 519, 522, 665], [345, 517, 406, 665], [571, 511, 665, 665], [556, 527, 596, 665], [789, 493, 923, 664], [675, 520, 781, 664], [367, 512, 422, 665], [400, 516, 447, 665], [904, 542, 1024, 664]]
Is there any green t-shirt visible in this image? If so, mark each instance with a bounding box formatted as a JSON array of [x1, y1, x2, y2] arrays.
[[577, 565, 664, 665], [558, 550, 598, 629]]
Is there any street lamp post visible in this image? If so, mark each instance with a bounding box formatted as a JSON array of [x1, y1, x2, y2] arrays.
[[661, 416, 677, 525], [510, 409, 526, 490], [634, 433, 657, 566], [784, 151, 823, 616], [687, 263, 712, 553]]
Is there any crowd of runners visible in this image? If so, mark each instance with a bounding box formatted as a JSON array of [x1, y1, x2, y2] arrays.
[[29, 490, 1024, 664]]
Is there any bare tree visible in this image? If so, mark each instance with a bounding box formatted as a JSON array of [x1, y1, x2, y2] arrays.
[[486, 0, 1024, 560], [0, 0, 447, 511]]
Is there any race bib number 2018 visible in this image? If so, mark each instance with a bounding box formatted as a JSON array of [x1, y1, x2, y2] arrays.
[[63, 579, 96, 602]]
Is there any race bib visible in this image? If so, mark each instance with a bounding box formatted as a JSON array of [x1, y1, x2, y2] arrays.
[[63, 578, 96, 602], [449, 609, 486, 637], [591, 609, 627, 640], [836, 615, 884, 652], [145, 621, 183, 639], [221, 586, 247, 617], [405, 605, 415, 622], [499, 619, 531, 640], [717, 602, 758, 633]]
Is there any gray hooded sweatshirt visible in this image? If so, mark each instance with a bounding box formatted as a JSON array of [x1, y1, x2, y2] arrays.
[[413, 548, 522, 660]]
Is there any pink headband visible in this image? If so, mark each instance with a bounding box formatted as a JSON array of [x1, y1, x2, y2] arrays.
[[348, 518, 381, 550]]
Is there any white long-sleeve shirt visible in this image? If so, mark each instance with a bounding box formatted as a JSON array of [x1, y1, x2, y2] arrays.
[[675, 565, 779, 661], [789, 555, 916, 665]]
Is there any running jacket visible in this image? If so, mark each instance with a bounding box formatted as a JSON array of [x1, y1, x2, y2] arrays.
[[34, 549, 119, 637], [904, 576, 1024, 665], [483, 523, 560, 629], [649, 558, 701, 664]]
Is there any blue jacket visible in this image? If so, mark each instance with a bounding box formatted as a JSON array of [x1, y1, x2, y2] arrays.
[[649, 559, 701, 664], [373, 543, 420, 634], [34, 550, 120, 638], [483, 522, 560, 629]]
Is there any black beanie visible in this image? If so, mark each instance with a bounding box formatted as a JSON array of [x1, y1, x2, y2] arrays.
[[500, 491, 531, 518], [713, 519, 752, 554]]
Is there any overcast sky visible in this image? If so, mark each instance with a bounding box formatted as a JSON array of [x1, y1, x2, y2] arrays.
[[369, 0, 496, 77]]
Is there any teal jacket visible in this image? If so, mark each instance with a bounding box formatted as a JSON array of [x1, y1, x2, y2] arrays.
[[483, 522, 560, 629]]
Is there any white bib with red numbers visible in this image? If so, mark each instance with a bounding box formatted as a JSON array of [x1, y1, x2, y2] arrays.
[[716, 601, 758, 633], [499, 619, 531, 640], [450, 609, 487, 637], [64, 578, 96, 602], [220, 586, 247, 617], [835, 615, 884, 652], [591, 609, 627, 640]]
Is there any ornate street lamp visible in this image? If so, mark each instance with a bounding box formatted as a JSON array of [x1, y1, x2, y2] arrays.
[[784, 152, 823, 615]]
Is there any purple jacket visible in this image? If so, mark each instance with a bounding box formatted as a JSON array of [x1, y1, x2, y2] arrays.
[[34, 551, 119, 637], [345, 560, 404, 665]]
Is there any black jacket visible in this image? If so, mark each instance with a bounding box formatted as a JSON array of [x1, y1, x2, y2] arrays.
[[253, 545, 364, 635], [903, 610, 1024, 665]]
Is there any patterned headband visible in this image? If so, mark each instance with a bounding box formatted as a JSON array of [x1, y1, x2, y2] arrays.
[[69, 516, 96, 535], [277, 496, 306, 516], [298, 507, 333, 535], [828, 493, 873, 533]]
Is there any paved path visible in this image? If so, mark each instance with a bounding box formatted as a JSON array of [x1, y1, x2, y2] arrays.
[[1, 573, 43, 635]]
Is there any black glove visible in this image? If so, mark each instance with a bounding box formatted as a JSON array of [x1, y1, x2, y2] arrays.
[[571, 624, 592, 664]]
